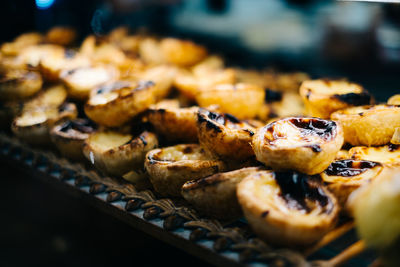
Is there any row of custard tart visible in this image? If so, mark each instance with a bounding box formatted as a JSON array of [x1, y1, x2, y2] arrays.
[[2, 27, 400, 250], [0, 26, 309, 128], [20, 102, 396, 248], [146, 81, 399, 247]]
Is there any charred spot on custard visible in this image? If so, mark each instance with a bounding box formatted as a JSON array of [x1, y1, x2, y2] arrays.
[[224, 113, 241, 124], [206, 110, 226, 125], [197, 110, 223, 133], [183, 173, 224, 190], [325, 159, 381, 177], [388, 143, 400, 152], [198, 109, 249, 133], [59, 118, 97, 134], [243, 128, 254, 136], [201, 109, 240, 125], [182, 146, 193, 154], [147, 152, 161, 164], [139, 134, 148, 146], [289, 118, 336, 141], [274, 171, 333, 214], [205, 120, 222, 132], [261, 210, 269, 218], [95, 81, 131, 95], [307, 144, 322, 152], [264, 125, 275, 141], [265, 117, 336, 145], [333, 91, 372, 106], [147, 155, 156, 164]]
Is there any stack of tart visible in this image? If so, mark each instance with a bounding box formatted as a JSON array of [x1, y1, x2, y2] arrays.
[[1, 26, 400, 250]]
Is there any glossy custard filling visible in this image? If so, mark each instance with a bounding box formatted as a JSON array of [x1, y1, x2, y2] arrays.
[[65, 67, 113, 90], [23, 85, 67, 111], [89, 80, 154, 105], [16, 105, 64, 126], [339, 104, 400, 116], [16, 110, 48, 126], [152, 145, 208, 162], [89, 132, 132, 152], [350, 145, 400, 164], [265, 118, 336, 149], [309, 80, 364, 95]]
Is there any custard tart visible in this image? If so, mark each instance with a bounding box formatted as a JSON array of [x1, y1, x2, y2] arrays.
[[1, 32, 43, 56], [12, 103, 78, 145], [237, 170, 339, 247], [182, 166, 262, 220], [136, 65, 177, 101], [195, 83, 265, 120], [300, 79, 373, 119], [331, 104, 400, 146], [252, 117, 344, 175], [387, 94, 400, 105], [147, 105, 199, 143], [0, 69, 42, 101], [145, 144, 227, 197], [174, 68, 236, 101], [347, 165, 400, 250], [83, 130, 158, 177], [16, 44, 65, 69], [197, 109, 258, 161], [138, 37, 166, 66], [39, 49, 90, 82], [60, 65, 119, 100], [85, 80, 157, 127], [50, 118, 97, 161], [160, 38, 207, 67], [321, 159, 383, 208]]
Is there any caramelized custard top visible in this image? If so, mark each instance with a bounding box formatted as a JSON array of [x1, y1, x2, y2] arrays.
[[274, 171, 334, 214], [325, 159, 381, 177], [265, 117, 337, 149], [197, 109, 254, 134]]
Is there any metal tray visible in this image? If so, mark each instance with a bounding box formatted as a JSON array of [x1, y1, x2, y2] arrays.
[[0, 132, 377, 267]]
